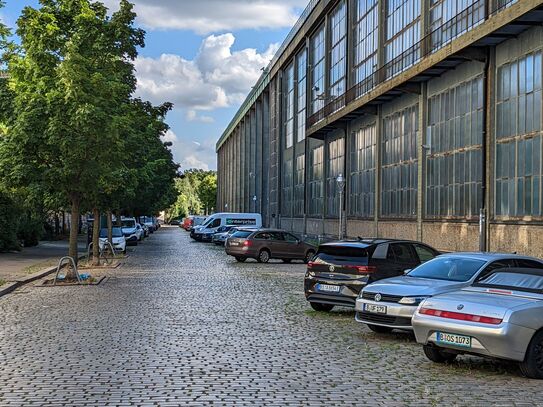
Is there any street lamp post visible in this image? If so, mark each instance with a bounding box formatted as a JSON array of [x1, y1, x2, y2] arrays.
[[336, 174, 346, 240], [252, 195, 257, 213]]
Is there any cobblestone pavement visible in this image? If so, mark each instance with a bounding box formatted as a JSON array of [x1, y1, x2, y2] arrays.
[[1, 226, 542, 406]]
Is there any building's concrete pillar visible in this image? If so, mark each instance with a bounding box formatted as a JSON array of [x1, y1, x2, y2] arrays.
[[250, 107, 257, 211], [374, 106, 382, 236], [262, 92, 270, 224], [256, 99, 263, 214], [484, 47, 495, 251], [420, 0, 430, 56], [417, 83, 427, 241], [239, 123, 245, 212], [377, 0, 386, 82]]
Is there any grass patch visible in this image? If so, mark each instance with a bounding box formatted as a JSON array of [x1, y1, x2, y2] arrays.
[[23, 260, 58, 275], [0, 279, 6, 287]]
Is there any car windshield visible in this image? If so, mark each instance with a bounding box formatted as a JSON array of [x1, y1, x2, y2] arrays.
[[475, 270, 543, 293], [121, 220, 135, 228], [99, 228, 123, 238], [231, 231, 252, 238], [408, 257, 486, 282]]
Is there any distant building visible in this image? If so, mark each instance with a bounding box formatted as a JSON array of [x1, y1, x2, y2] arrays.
[[216, 0, 543, 256]]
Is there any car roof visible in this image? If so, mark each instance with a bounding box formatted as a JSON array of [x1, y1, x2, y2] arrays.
[[319, 238, 424, 249], [438, 252, 543, 262]]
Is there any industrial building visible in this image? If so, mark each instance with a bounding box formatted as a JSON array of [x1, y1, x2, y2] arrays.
[[216, 0, 543, 255]]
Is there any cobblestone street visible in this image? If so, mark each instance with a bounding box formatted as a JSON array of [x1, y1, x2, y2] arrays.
[[0, 226, 542, 406]]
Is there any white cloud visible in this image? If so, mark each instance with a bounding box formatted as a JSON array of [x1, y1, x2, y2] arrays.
[[134, 33, 278, 112], [186, 110, 215, 123], [102, 0, 306, 34], [161, 129, 216, 171]]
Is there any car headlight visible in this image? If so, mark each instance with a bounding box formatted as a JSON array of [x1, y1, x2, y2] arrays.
[[398, 296, 429, 305]]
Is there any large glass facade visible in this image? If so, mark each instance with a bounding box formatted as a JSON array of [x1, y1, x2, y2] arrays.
[[326, 138, 345, 217], [385, 0, 420, 76], [297, 49, 307, 143], [381, 104, 418, 217], [353, 0, 378, 86], [350, 123, 376, 217], [329, 1, 347, 98], [294, 154, 305, 216], [429, 0, 483, 50], [426, 76, 484, 218], [281, 158, 293, 216], [496, 51, 543, 217], [310, 26, 326, 114], [308, 145, 324, 216], [284, 63, 295, 149]]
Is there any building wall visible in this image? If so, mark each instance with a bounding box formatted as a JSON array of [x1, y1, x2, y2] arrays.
[[217, 0, 543, 256]]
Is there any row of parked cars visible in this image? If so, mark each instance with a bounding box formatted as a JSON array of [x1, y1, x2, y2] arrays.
[[181, 212, 318, 264], [180, 213, 543, 378], [96, 216, 161, 253], [305, 238, 543, 379]]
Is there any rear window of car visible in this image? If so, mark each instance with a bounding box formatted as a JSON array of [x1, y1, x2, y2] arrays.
[[475, 270, 543, 292], [408, 257, 485, 282], [231, 231, 252, 238], [314, 246, 368, 265]]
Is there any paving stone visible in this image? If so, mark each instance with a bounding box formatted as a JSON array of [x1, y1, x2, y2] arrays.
[[0, 227, 542, 406]]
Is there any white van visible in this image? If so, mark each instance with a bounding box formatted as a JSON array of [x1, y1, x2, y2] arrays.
[[192, 213, 262, 242]]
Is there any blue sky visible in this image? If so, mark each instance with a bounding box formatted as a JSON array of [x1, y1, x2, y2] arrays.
[[2, 0, 306, 170]]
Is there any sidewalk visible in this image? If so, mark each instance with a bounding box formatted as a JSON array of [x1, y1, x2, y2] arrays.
[[0, 236, 87, 291]]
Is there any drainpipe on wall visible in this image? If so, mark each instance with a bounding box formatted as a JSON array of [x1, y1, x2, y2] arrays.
[[479, 48, 491, 252]]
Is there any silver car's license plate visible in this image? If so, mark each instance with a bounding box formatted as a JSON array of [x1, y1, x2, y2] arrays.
[[318, 284, 340, 293], [364, 303, 387, 314], [436, 332, 472, 348], [230, 241, 239, 246]]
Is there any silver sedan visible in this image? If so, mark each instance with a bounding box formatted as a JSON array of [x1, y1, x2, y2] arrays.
[[355, 253, 543, 333], [412, 267, 543, 378]]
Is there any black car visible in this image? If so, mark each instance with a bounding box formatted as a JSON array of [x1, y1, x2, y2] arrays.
[[304, 239, 440, 312]]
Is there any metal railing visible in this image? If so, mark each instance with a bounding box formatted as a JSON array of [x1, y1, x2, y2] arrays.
[[307, 0, 515, 128]]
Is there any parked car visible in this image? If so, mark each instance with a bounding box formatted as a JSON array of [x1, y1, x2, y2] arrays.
[[304, 239, 441, 312], [187, 216, 207, 233], [121, 217, 142, 245], [355, 252, 543, 333], [192, 212, 262, 241], [141, 223, 150, 237], [225, 228, 316, 264], [169, 219, 181, 226], [136, 223, 145, 239], [412, 266, 543, 378], [213, 226, 258, 246], [141, 216, 159, 233], [99, 227, 126, 254], [183, 216, 194, 231]]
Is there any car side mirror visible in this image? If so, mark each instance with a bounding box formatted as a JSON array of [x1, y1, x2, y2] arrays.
[[403, 269, 411, 275]]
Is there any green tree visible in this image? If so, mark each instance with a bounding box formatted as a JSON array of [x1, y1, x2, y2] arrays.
[[1, 0, 144, 263]]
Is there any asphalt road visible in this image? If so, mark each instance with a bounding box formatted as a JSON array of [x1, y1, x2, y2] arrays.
[[0, 226, 542, 406]]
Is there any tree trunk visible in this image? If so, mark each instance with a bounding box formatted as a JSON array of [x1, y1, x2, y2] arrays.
[[92, 208, 100, 266], [69, 199, 80, 271], [107, 210, 113, 243]]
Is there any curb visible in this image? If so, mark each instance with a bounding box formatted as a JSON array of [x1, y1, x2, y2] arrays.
[[0, 254, 87, 299]]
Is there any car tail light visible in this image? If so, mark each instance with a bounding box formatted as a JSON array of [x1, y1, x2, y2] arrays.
[[419, 308, 502, 325], [307, 261, 315, 269], [243, 240, 251, 247], [345, 265, 377, 274]]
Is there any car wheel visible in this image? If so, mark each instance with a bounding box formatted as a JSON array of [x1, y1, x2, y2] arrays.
[[282, 259, 292, 263], [520, 330, 543, 379], [257, 249, 270, 263], [304, 250, 315, 264], [122, 249, 127, 255], [235, 256, 247, 263], [423, 345, 457, 363], [367, 324, 393, 334], [310, 302, 334, 312]]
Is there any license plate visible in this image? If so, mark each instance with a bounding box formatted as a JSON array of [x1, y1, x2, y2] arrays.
[[318, 284, 340, 293], [364, 303, 387, 314], [436, 332, 472, 348], [230, 241, 239, 246]]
